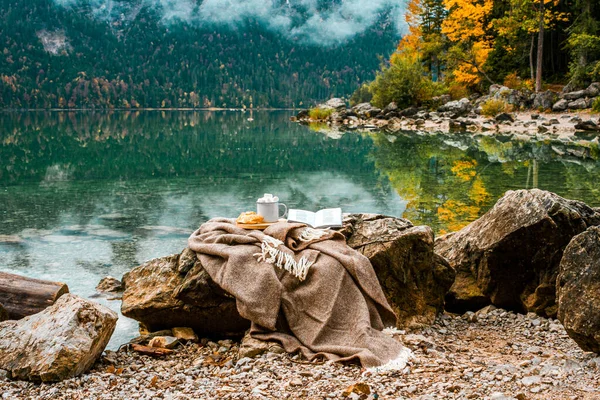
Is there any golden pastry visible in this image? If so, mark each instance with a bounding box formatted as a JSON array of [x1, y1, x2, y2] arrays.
[[236, 211, 264, 224]]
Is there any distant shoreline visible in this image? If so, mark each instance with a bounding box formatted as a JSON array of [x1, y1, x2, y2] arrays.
[[0, 107, 299, 112]]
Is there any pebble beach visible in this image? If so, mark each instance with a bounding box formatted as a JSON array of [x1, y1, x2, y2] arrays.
[[2, 307, 598, 400]]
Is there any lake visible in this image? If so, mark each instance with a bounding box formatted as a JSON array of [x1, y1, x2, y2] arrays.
[[1, 110, 599, 348]]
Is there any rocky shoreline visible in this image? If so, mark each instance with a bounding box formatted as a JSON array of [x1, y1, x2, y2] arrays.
[[2, 308, 599, 399], [293, 84, 600, 138], [2, 190, 600, 399]]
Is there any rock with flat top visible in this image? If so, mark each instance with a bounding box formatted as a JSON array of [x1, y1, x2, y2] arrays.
[[0, 293, 117, 382], [172, 327, 198, 343], [342, 214, 455, 328], [324, 98, 346, 110], [436, 189, 600, 317], [96, 276, 123, 293], [557, 226, 600, 353], [575, 120, 599, 131]]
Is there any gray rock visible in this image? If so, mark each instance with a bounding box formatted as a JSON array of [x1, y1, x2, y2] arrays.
[[557, 226, 600, 353], [398, 106, 419, 117], [438, 98, 472, 116], [574, 120, 599, 131], [532, 91, 557, 110], [351, 103, 381, 119], [567, 98, 589, 109], [495, 113, 514, 123], [383, 102, 398, 114], [584, 82, 600, 97], [563, 90, 586, 101], [435, 189, 600, 316], [324, 98, 346, 110], [0, 294, 117, 382], [552, 99, 568, 112]]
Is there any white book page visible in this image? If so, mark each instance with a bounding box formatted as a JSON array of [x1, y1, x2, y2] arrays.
[[314, 208, 342, 228], [287, 209, 316, 226]]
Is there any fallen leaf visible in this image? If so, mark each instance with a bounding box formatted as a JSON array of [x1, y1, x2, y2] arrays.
[[342, 382, 371, 397]]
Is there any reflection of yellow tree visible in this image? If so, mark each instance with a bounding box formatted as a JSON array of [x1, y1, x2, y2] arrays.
[[437, 159, 491, 234]]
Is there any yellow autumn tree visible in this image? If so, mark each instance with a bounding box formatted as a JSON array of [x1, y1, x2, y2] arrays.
[[442, 0, 494, 86], [395, 0, 423, 60]]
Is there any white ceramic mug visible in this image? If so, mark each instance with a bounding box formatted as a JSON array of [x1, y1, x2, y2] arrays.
[[256, 194, 287, 222]]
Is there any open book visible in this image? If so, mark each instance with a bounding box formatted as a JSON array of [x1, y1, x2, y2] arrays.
[[287, 207, 343, 229]]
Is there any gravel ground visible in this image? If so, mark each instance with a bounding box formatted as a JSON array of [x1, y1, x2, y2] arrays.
[[2, 307, 599, 400]]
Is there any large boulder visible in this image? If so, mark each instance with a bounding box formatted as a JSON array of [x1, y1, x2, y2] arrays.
[[532, 90, 557, 110], [438, 98, 472, 116], [563, 90, 586, 101], [552, 99, 568, 112], [351, 103, 382, 119], [121, 249, 248, 335], [122, 214, 455, 334], [556, 226, 600, 353], [584, 82, 600, 97], [0, 303, 7, 322], [568, 98, 591, 109], [575, 120, 600, 131], [435, 189, 600, 317], [0, 294, 117, 382], [341, 214, 455, 328]]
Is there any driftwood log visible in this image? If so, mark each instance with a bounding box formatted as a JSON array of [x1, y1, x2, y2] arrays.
[[0, 272, 69, 320]]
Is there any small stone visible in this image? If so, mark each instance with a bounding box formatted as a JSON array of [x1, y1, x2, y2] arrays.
[[172, 327, 198, 343], [521, 375, 541, 387], [96, 276, 124, 293], [289, 378, 303, 386]]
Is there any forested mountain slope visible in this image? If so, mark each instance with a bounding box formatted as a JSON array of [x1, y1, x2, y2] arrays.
[[0, 0, 401, 109]]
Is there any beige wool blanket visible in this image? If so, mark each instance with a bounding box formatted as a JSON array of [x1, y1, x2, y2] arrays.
[[188, 218, 409, 368]]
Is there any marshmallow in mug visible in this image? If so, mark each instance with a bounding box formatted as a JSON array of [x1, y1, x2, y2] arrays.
[[256, 193, 287, 222]]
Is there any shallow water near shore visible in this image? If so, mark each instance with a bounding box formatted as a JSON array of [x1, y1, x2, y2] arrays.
[[1, 110, 600, 348]]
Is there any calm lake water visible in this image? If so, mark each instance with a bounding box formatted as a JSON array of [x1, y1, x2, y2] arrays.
[[1, 110, 599, 348]]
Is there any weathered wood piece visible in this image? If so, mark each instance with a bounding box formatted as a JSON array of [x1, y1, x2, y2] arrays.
[[0, 272, 69, 319], [131, 344, 173, 357]]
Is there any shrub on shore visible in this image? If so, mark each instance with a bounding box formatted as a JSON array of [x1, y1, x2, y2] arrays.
[[481, 99, 512, 117], [369, 57, 445, 109], [350, 83, 373, 106], [593, 97, 600, 113], [308, 108, 333, 120]]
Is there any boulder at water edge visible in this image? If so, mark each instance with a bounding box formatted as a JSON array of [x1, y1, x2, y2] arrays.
[[121, 214, 455, 334], [557, 226, 600, 353], [0, 293, 117, 382], [435, 189, 600, 317], [341, 214, 455, 328], [121, 249, 249, 334]]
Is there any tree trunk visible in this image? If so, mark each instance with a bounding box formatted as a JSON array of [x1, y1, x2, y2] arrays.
[[535, 0, 545, 92], [0, 272, 69, 320], [530, 34, 535, 82]]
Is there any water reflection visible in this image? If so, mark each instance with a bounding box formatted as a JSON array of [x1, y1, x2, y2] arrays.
[[371, 131, 600, 233], [0, 111, 403, 347]]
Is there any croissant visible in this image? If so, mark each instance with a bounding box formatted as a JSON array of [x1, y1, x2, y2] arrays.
[[236, 211, 265, 224]]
